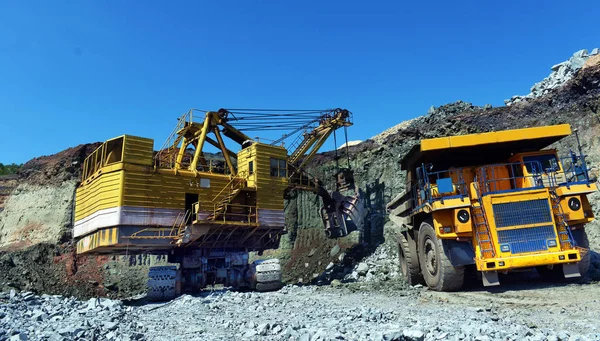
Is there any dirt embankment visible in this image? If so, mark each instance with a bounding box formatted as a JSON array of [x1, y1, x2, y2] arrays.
[[0, 143, 100, 250], [0, 143, 128, 298], [0, 175, 18, 212]]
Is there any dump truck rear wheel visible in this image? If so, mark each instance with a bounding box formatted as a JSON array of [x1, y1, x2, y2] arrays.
[[398, 232, 424, 286], [418, 221, 464, 291]]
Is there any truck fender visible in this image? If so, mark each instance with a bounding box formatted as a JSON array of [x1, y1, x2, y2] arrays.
[[442, 239, 475, 266]]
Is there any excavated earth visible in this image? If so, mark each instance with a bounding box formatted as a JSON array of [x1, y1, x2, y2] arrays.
[[1, 60, 600, 340]]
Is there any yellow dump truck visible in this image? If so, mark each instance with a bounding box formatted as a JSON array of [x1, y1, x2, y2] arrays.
[[386, 124, 597, 290], [74, 108, 364, 299]]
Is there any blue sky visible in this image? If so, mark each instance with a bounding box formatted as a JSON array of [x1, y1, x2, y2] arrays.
[[1, 0, 599, 164]]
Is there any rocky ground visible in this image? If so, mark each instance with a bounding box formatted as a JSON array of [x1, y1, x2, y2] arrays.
[[3, 275, 600, 341]]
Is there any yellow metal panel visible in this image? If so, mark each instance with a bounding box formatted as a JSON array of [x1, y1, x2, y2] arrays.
[[76, 164, 232, 221], [420, 124, 571, 152], [449, 131, 496, 148], [555, 183, 598, 196], [237, 146, 256, 187], [475, 249, 580, 271], [489, 189, 548, 204], [75, 171, 124, 221], [561, 195, 586, 221], [122, 135, 154, 166], [76, 227, 119, 254], [251, 144, 288, 210], [431, 197, 471, 210], [420, 137, 450, 151], [122, 170, 230, 210]]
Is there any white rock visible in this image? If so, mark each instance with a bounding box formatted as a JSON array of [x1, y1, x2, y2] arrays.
[[86, 298, 99, 310], [10, 334, 28, 341], [338, 140, 362, 149], [357, 263, 369, 276], [573, 49, 588, 58], [402, 329, 425, 341], [257, 323, 269, 336]]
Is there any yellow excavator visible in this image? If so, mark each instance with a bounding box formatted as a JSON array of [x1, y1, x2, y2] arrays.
[[74, 108, 365, 299]]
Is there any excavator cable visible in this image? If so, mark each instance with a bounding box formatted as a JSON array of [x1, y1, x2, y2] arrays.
[[344, 126, 351, 168], [333, 129, 339, 169]]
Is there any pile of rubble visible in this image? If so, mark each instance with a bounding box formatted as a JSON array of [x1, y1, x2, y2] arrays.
[[0, 290, 145, 341], [5, 282, 597, 341], [345, 238, 401, 283], [505, 48, 599, 106]]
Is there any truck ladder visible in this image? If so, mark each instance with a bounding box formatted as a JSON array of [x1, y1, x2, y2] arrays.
[[549, 191, 575, 250], [472, 181, 496, 259], [545, 172, 576, 250]]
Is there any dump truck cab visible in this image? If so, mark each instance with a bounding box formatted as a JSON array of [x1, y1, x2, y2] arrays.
[[387, 124, 597, 290]]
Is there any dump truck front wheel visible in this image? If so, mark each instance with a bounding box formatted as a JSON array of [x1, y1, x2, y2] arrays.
[[398, 232, 424, 286], [573, 228, 590, 277], [418, 221, 464, 291], [537, 228, 590, 280]]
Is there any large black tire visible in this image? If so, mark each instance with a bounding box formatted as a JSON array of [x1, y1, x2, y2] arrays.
[[147, 266, 178, 301], [537, 228, 590, 280], [417, 221, 464, 291], [254, 259, 283, 292], [398, 232, 424, 286], [573, 228, 590, 277]]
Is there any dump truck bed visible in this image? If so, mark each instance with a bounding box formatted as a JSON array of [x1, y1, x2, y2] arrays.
[[401, 124, 572, 170]]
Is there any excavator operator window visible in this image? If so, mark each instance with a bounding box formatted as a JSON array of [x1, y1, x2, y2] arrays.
[[270, 158, 287, 177]]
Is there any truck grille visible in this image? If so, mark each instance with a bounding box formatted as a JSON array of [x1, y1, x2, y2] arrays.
[[492, 199, 552, 228], [496, 225, 556, 254]]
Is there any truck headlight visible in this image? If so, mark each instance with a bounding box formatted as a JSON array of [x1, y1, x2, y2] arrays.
[[547, 240, 557, 247], [568, 197, 581, 211], [457, 209, 470, 223], [500, 244, 510, 252]]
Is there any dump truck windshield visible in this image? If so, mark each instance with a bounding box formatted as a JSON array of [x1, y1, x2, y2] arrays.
[[523, 154, 559, 173]]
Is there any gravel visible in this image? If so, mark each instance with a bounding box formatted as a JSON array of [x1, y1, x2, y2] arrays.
[[0, 291, 145, 341], [3, 280, 600, 341]]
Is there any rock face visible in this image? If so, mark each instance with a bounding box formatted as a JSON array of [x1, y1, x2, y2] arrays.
[[0, 183, 78, 248], [0, 175, 18, 213], [0, 143, 99, 249], [505, 48, 599, 106]]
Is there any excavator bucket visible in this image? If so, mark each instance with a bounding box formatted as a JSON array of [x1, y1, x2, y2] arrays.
[[320, 169, 366, 238]]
